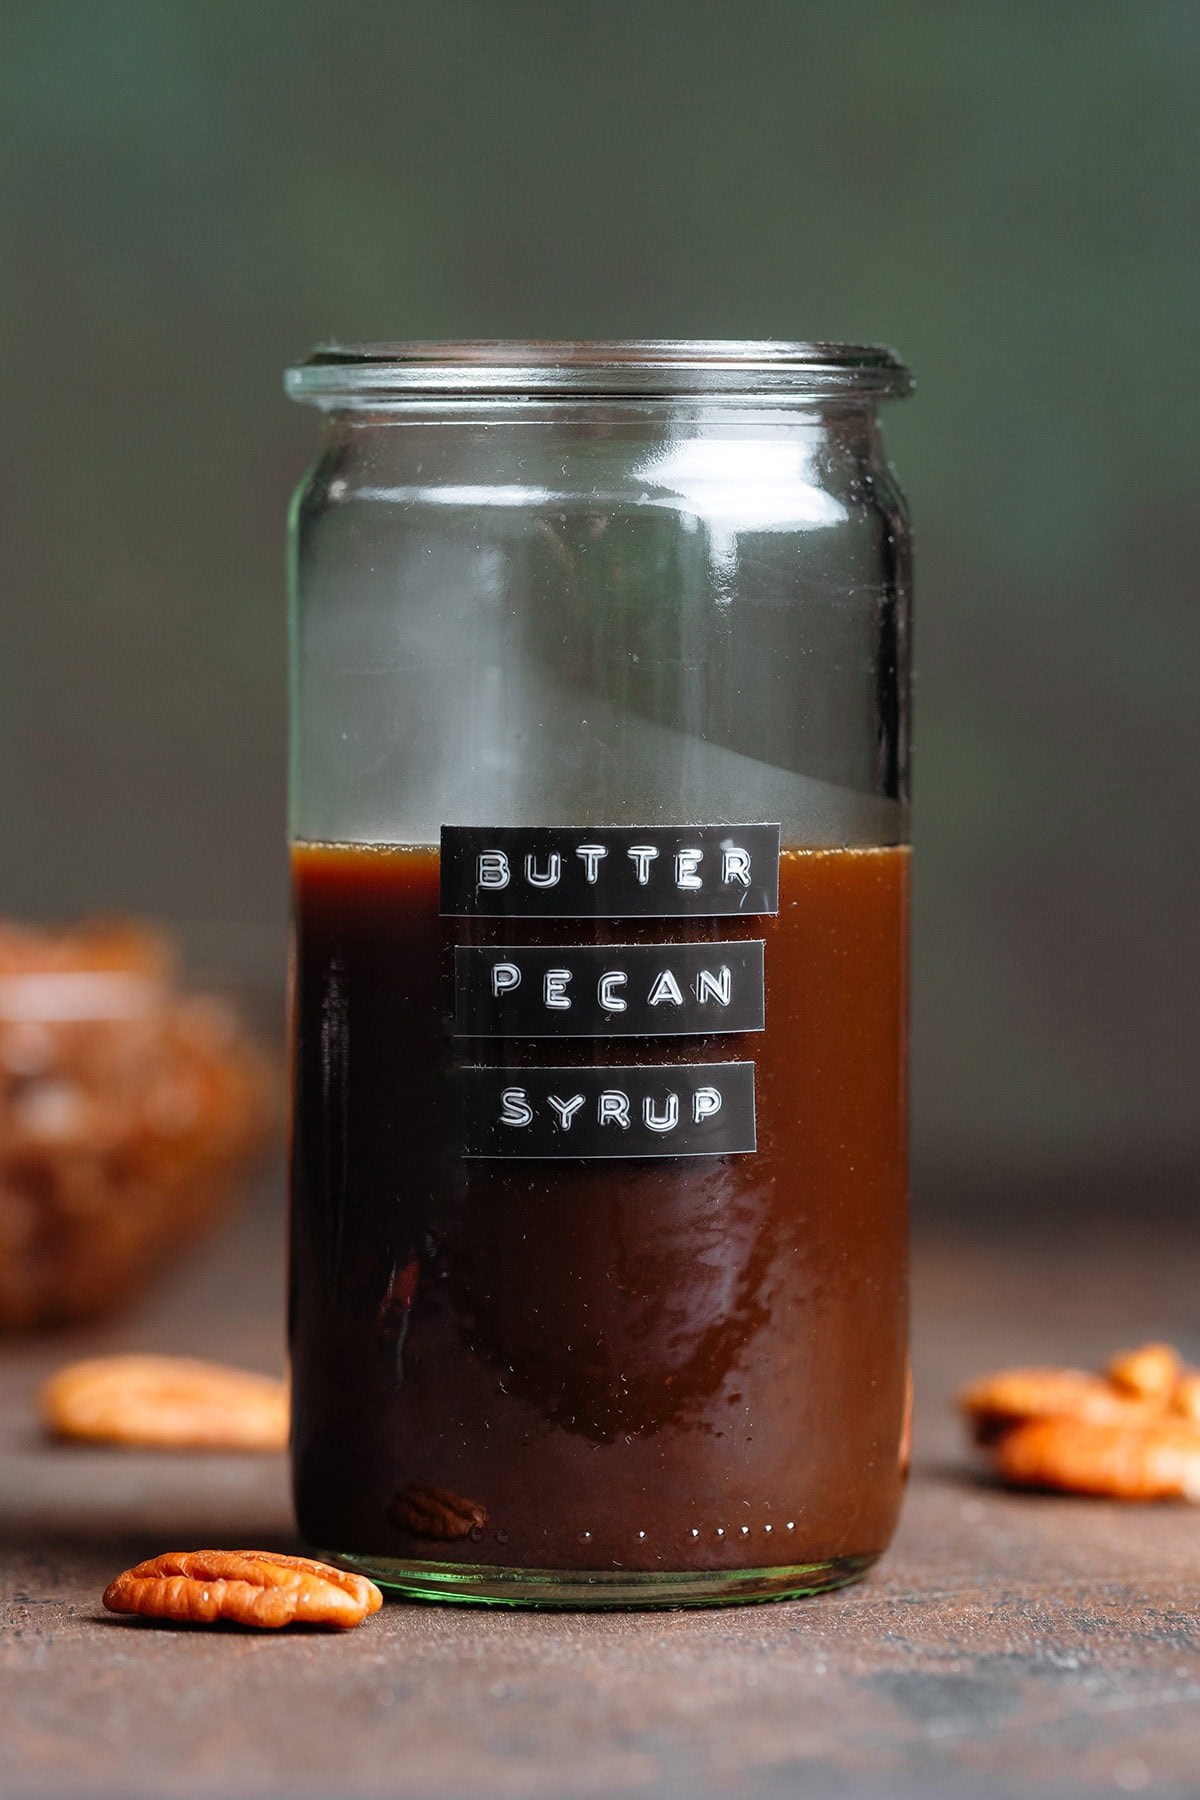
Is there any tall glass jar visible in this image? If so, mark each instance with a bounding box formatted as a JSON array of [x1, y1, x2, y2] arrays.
[[285, 341, 913, 1608]]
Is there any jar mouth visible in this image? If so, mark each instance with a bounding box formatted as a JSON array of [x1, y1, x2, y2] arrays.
[[285, 339, 912, 404]]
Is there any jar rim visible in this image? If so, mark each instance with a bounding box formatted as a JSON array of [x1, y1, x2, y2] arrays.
[[285, 339, 913, 403]]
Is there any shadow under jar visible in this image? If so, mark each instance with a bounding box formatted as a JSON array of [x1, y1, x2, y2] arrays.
[[285, 341, 913, 1608]]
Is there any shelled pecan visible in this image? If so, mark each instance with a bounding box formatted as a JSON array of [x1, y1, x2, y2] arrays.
[[996, 1416, 1200, 1501], [959, 1366, 1150, 1446], [389, 1482, 487, 1541], [103, 1550, 382, 1629], [961, 1341, 1200, 1500], [1106, 1342, 1181, 1402], [42, 1354, 287, 1450]]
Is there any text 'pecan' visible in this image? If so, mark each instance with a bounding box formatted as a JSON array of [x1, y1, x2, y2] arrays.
[[103, 1550, 382, 1629], [42, 1355, 287, 1450]]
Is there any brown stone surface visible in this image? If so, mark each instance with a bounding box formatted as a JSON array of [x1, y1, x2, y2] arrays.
[[3, 1173, 1200, 1799]]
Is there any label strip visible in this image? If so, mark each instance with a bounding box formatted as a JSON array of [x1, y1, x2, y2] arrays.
[[440, 824, 780, 918], [450, 1061, 757, 1159], [454, 940, 765, 1038]]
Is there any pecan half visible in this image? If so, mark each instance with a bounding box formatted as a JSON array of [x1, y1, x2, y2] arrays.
[[1171, 1372, 1200, 1423], [103, 1550, 382, 1629], [389, 1482, 487, 1541], [42, 1355, 287, 1450], [1106, 1342, 1182, 1401], [958, 1366, 1148, 1446], [996, 1416, 1200, 1501]]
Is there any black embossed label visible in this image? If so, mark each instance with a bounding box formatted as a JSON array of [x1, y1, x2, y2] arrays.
[[454, 941, 765, 1039], [440, 824, 780, 918], [442, 823, 779, 1160], [451, 1062, 757, 1159]]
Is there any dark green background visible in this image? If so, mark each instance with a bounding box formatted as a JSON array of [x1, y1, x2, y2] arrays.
[[2, 2, 1196, 1194]]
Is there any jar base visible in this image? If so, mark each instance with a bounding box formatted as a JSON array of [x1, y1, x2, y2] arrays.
[[328, 1551, 878, 1610]]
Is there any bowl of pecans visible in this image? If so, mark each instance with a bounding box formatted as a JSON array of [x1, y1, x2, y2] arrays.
[[0, 914, 275, 1331]]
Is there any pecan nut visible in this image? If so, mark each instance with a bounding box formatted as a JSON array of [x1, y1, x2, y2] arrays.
[[103, 1550, 382, 1629], [42, 1355, 287, 1450], [996, 1416, 1200, 1501], [958, 1366, 1148, 1446], [962, 1341, 1200, 1500], [1171, 1372, 1200, 1423], [389, 1482, 488, 1541], [1106, 1342, 1182, 1401]]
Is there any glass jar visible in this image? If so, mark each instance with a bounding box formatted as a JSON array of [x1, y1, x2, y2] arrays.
[[285, 341, 913, 1608]]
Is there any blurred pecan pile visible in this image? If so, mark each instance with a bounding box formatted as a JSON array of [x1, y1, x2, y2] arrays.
[[961, 1342, 1200, 1500], [0, 916, 274, 1330]]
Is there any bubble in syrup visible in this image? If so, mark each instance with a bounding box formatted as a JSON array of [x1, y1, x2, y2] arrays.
[[716, 1527, 725, 1537], [740, 1526, 750, 1536], [764, 1523, 772, 1533], [637, 1530, 646, 1540], [495, 1529, 509, 1546], [690, 1528, 699, 1538], [578, 1529, 592, 1544]]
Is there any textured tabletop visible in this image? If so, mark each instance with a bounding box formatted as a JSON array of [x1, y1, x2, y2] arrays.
[[2, 1177, 1198, 1800]]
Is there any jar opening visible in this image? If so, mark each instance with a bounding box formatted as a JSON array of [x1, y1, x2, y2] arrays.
[[285, 339, 912, 405]]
